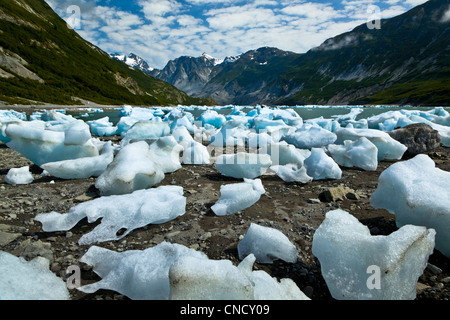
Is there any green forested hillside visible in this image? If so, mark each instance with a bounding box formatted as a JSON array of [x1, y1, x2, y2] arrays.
[[0, 0, 214, 106]]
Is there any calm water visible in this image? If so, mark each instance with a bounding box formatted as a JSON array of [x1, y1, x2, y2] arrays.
[[70, 105, 450, 125]]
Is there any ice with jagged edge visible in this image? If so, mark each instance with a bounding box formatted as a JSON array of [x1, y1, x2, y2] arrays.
[[327, 137, 379, 171], [0, 251, 70, 300], [41, 141, 114, 179], [5, 166, 34, 185], [95, 141, 165, 196], [304, 148, 342, 180], [216, 152, 272, 179], [238, 223, 298, 264], [312, 209, 435, 300], [35, 186, 186, 245], [211, 179, 265, 216], [371, 154, 450, 258]]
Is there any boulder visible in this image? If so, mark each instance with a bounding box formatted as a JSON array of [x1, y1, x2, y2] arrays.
[[388, 123, 441, 158]]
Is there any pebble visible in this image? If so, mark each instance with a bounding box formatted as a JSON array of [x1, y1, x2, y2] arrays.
[[427, 263, 443, 275]]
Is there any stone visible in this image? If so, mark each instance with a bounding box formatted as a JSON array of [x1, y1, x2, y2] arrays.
[[319, 186, 359, 202], [388, 123, 441, 157]]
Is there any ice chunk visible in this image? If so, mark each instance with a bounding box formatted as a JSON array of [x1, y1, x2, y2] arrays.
[[122, 121, 170, 145], [209, 118, 248, 147], [95, 141, 164, 196], [327, 137, 378, 171], [5, 122, 99, 166], [41, 141, 114, 179], [281, 124, 337, 149], [169, 254, 309, 300], [211, 179, 265, 216], [148, 136, 184, 173], [312, 209, 435, 300], [198, 110, 226, 128], [171, 125, 194, 148], [5, 166, 34, 185], [78, 242, 207, 300], [271, 163, 312, 183], [370, 155, 450, 258], [304, 148, 342, 180], [35, 186, 186, 245], [182, 140, 210, 165], [334, 127, 407, 161], [0, 251, 70, 300], [87, 117, 118, 137], [215, 152, 272, 179], [169, 255, 255, 300], [238, 223, 298, 264], [262, 141, 311, 166]]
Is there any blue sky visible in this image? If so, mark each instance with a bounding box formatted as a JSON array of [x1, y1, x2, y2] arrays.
[[45, 0, 428, 69]]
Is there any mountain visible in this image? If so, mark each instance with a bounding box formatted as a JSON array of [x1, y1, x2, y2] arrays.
[[110, 53, 155, 75], [150, 52, 227, 97], [151, 0, 450, 106], [0, 0, 214, 106]]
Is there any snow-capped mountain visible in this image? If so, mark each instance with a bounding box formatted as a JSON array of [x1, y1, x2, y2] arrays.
[[110, 53, 154, 74]]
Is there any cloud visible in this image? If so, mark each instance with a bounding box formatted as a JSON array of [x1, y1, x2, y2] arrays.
[[44, 0, 427, 69]]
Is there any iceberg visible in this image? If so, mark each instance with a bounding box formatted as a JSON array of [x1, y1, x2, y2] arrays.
[[281, 124, 337, 149], [5, 166, 34, 185], [327, 137, 378, 171], [335, 127, 407, 161], [0, 251, 70, 300], [237, 223, 298, 264], [35, 186, 186, 245], [122, 120, 170, 145], [87, 117, 118, 137], [312, 209, 435, 300], [370, 155, 450, 258], [95, 141, 164, 196], [261, 141, 310, 166], [147, 136, 184, 173], [78, 242, 206, 300], [215, 152, 272, 179], [41, 141, 114, 179], [211, 179, 265, 216], [271, 163, 312, 183], [304, 148, 342, 180], [169, 254, 309, 300], [5, 121, 99, 166], [181, 140, 210, 165], [198, 110, 226, 128]]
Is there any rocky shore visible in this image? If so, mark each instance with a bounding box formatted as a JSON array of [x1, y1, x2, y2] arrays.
[[0, 134, 449, 301]]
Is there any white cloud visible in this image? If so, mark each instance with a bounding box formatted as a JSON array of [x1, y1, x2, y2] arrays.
[[44, 0, 428, 69]]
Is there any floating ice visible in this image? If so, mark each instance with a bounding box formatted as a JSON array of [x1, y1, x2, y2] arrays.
[[211, 179, 265, 216], [215, 152, 272, 179], [95, 141, 164, 196], [281, 124, 337, 149], [238, 223, 298, 264], [304, 148, 342, 180], [371, 155, 450, 258], [209, 118, 249, 147], [0, 251, 70, 300], [169, 254, 309, 300], [312, 209, 435, 300], [5, 121, 99, 166], [5, 166, 34, 185], [271, 163, 312, 183], [78, 242, 206, 300], [335, 127, 407, 161], [35, 186, 186, 245], [41, 141, 114, 179], [327, 137, 378, 171]]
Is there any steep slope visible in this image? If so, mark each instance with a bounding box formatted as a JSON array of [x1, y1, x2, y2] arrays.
[[150, 0, 449, 106], [0, 0, 214, 106], [278, 0, 450, 106]]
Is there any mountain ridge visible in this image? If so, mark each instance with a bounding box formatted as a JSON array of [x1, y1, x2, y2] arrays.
[[132, 0, 449, 106], [0, 0, 215, 106]]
